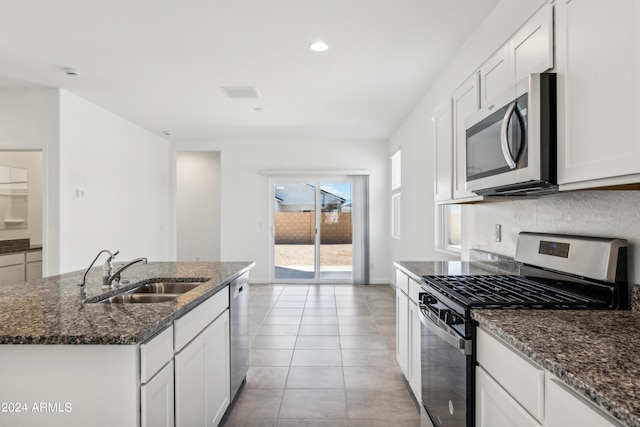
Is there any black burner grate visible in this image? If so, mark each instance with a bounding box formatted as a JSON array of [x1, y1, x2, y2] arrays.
[[421, 275, 607, 308]]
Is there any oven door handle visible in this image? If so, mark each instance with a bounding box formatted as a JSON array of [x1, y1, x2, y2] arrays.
[[419, 308, 471, 355]]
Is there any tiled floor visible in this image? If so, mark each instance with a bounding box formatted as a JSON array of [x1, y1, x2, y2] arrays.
[[220, 283, 422, 427]]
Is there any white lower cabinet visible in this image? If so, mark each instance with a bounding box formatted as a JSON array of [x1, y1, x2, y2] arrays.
[[476, 366, 542, 427], [0, 253, 25, 286], [395, 268, 422, 402], [545, 376, 621, 427], [142, 361, 175, 427], [175, 310, 230, 427], [476, 326, 623, 427], [396, 286, 409, 376]]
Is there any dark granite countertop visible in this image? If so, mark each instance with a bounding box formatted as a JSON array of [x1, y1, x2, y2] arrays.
[[0, 261, 254, 345], [474, 310, 640, 427]]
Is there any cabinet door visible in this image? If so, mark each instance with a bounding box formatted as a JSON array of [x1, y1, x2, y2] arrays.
[[546, 376, 622, 427], [26, 261, 42, 282], [453, 74, 483, 200], [476, 366, 542, 427], [511, 3, 554, 83], [408, 299, 421, 401], [396, 287, 409, 377], [175, 310, 230, 427], [0, 263, 25, 286], [141, 361, 175, 427], [556, 0, 640, 188], [480, 45, 511, 107], [433, 98, 454, 203]]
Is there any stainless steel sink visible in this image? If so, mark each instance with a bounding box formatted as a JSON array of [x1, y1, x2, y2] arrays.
[[105, 294, 178, 304], [129, 282, 201, 294], [98, 280, 206, 303]]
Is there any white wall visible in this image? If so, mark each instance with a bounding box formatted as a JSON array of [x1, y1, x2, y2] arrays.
[[388, 0, 546, 272], [176, 151, 221, 262], [172, 138, 389, 284], [0, 151, 43, 244], [59, 90, 172, 273], [0, 88, 60, 275]]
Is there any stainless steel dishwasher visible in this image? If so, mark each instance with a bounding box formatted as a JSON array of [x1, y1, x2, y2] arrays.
[[229, 272, 249, 401]]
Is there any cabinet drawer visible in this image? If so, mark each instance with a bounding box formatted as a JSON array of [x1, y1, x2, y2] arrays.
[[140, 325, 174, 384], [26, 251, 42, 263], [0, 253, 24, 267], [408, 278, 421, 304], [476, 327, 544, 421], [396, 269, 409, 294], [174, 287, 229, 352]]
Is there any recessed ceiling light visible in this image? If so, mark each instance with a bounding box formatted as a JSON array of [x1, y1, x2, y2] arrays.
[[309, 41, 329, 52]]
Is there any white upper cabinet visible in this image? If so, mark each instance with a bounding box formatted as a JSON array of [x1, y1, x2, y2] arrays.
[[555, 0, 640, 189], [433, 98, 454, 203], [480, 45, 511, 108], [453, 74, 483, 201], [480, 3, 554, 107]]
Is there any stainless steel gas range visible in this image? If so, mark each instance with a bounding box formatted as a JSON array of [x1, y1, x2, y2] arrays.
[[418, 232, 629, 427]]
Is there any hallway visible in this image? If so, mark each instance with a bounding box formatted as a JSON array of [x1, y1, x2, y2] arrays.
[[221, 283, 422, 426]]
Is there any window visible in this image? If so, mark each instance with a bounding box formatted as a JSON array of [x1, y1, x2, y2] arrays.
[[391, 150, 401, 239], [440, 204, 461, 252]]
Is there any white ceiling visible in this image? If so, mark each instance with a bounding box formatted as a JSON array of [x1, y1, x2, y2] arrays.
[[0, 0, 499, 141]]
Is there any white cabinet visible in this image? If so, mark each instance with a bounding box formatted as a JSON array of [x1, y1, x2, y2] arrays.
[[176, 310, 230, 427], [453, 74, 483, 201], [433, 98, 454, 203], [555, 0, 640, 189], [545, 375, 622, 427], [476, 366, 542, 427], [511, 3, 554, 83], [25, 250, 42, 281], [476, 325, 623, 427], [407, 279, 422, 400], [0, 249, 43, 285], [0, 253, 25, 286], [480, 45, 511, 107], [142, 361, 175, 427], [396, 286, 409, 376], [480, 4, 553, 107], [141, 325, 174, 427], [395, 268, 422, 401]]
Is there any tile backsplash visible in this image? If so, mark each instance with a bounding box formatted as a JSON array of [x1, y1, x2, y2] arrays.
[[462, 191, 640, 285]]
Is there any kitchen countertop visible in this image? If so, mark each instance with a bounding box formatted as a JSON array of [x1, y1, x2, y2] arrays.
[[0, 261, 254, 345], [395, 260, 639, 427], [474, 310, 640, 427]]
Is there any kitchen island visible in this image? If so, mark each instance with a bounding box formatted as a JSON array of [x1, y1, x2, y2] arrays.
[[0, 261, 254, 427]]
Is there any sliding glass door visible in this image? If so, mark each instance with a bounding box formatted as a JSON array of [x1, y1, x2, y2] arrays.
[[272, 180, 353, 282]]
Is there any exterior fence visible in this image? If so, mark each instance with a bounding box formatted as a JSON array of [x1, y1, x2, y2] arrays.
[[274, 212, 352, 244]]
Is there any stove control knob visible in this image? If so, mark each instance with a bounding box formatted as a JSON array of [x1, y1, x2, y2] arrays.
[[421, 293, 437, 305], [444, 311, 463, 326]]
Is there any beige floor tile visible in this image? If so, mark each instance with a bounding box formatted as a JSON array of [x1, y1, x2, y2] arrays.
[[279, 389, 347, 419], [246, 366, 290, 389], [295, 335, 341, 350], [286, 366, 344, 389], [291, 349, 342, 366]]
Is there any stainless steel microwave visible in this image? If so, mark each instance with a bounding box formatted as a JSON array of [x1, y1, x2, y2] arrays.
[[465, 73, 557, 196]]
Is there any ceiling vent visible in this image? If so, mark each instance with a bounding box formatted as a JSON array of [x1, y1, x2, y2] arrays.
[[220, 86, 260, 99]]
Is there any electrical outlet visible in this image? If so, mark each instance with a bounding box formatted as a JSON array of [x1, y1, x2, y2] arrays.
[[495, 224, 502, 242]]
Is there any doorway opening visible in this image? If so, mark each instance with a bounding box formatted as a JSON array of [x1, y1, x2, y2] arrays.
[[272, 180, 353, 282]]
